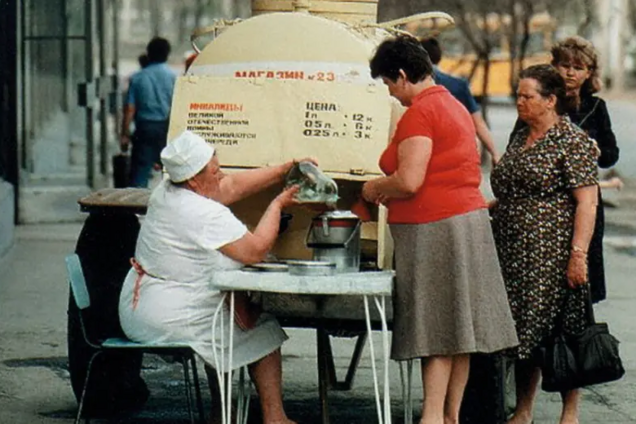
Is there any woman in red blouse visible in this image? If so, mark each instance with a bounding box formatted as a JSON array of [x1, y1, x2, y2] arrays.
[[362, 36, 518, 424]]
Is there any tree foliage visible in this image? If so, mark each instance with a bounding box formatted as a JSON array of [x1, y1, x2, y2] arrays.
[[380, 0, 597, 103], [134, 0, 249, 42]]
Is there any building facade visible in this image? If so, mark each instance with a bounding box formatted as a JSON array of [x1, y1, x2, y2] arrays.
[[0, 0, 121, 248]]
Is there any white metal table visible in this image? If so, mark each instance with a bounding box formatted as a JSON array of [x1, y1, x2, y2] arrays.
[[210, 270, 394, 424]]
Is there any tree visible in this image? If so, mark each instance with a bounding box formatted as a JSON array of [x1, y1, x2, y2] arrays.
[[507, 0, 596, 93], [148, 0, 162, 36], [407, 0, 511, 119], [177, 3, 191, 43], [407, 0, 598, 105], [378, 0, 413, 22], [504, 1, 534, 99]]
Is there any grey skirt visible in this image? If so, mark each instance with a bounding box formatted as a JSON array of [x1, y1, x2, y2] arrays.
[[390, 209, 518, 360]]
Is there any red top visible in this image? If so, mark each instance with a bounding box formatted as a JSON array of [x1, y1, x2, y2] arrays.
[[379, 85, 486, 224]]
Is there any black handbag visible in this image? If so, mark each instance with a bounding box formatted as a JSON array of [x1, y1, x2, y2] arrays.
[[112, 153, 131, 188], [536, 287, 624, 392]]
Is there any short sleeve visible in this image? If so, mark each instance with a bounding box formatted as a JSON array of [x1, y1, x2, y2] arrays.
[[198, 204, 248, 252], [455, 80, 480, 114], [562, 135, 599, 189], [393, 107, 433, 143], [125, 76, 137, 106]]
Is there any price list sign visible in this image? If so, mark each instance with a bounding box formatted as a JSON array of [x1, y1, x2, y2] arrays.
[[168, 76, 392, 173], [185, 103, 253, 147], [303, 102, 375, 141]]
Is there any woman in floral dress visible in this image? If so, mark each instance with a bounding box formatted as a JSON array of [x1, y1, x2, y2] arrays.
[[510, 36, 620, 303], [491, 65, 599, 424]]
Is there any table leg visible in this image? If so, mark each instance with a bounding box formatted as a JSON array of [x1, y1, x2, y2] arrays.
[[236, 367, 250, 424], [339, 333, 367, 391], [318, 328, 338, 388], [399, 360, 414, 424], [314, 295, 331, 424], [211, 292, 238, 424], [319, 330, 367, 392], [406, 360, 413, 424], [375, 296, 391, 424], [317, 326, 331, 424], [211, 293, 227, 424], [363, 296, 393, 424], [227, 292, 234, 424]]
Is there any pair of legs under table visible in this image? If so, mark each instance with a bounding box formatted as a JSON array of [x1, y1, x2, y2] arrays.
[[204, 349, 296, 424]]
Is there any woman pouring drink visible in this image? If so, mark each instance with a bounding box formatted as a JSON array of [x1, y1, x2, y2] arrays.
[[119, 130, 311, 424]]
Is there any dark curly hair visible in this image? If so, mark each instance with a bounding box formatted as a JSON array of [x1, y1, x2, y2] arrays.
[[519, 64, 568, 116], [370, 35, 433, 83], [420, 37, 442, 65], [146, 37, 171, 63]]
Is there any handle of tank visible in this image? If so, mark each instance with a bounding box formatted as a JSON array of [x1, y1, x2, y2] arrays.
[[190, 11, 454, 53], [190, 18, 243, 54], [376, 11, 454, 29], [356, 11, 454, 38]]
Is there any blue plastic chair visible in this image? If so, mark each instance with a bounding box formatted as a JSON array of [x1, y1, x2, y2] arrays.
[[65, 253, 205, 424]]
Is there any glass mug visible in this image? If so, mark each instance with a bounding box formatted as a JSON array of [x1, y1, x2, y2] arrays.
[[285, 161, 338, 206]]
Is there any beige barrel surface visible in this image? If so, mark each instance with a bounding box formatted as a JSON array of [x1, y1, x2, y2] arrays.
[[251, 0, 378, 23], [177, 12, 396, 267], [189, 13, 381, 67]]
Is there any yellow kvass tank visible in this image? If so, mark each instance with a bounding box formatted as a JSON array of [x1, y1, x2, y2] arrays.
[[167, 3, 453, 268]]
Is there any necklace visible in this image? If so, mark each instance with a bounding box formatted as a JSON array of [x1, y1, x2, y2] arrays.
[[571, 97, 600, 129]]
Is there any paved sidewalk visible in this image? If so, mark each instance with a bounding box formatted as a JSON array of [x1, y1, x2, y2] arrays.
[[4, 72, 636, 424], [2, 195, 636, 423]]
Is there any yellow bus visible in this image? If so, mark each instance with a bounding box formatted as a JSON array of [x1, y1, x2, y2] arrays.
[[409, 12, 556, 98]]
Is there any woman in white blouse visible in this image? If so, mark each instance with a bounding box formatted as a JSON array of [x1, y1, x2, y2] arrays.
[[119, 130, 304, 424]]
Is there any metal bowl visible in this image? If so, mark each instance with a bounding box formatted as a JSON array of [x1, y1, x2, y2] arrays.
[[286, 260, 336, 276]]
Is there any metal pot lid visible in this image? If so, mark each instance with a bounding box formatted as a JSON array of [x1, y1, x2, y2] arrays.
[[314, 210, 359, 220], [286, 260, 336, 268], [243, 262, 289, 272]]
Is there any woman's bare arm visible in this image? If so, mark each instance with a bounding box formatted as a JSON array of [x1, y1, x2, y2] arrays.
[[215, 162, 292, 206], [362, 136, 432, 204], [567, 185, 598, 287], [216, 157, 317, 205], [219, 186, 298, 264]]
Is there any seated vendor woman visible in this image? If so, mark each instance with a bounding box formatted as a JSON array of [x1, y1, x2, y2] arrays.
[[118, 130, 303, 424]]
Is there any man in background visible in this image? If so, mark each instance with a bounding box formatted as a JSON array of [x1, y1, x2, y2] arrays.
[[121, 37, 176, 187], [421, 38, 500, 164]]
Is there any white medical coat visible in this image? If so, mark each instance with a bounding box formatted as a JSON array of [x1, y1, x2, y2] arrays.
[[119, 179, 287, 370]]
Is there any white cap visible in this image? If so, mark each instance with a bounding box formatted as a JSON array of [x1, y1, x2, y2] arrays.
[[161, 131, 215, 183]]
